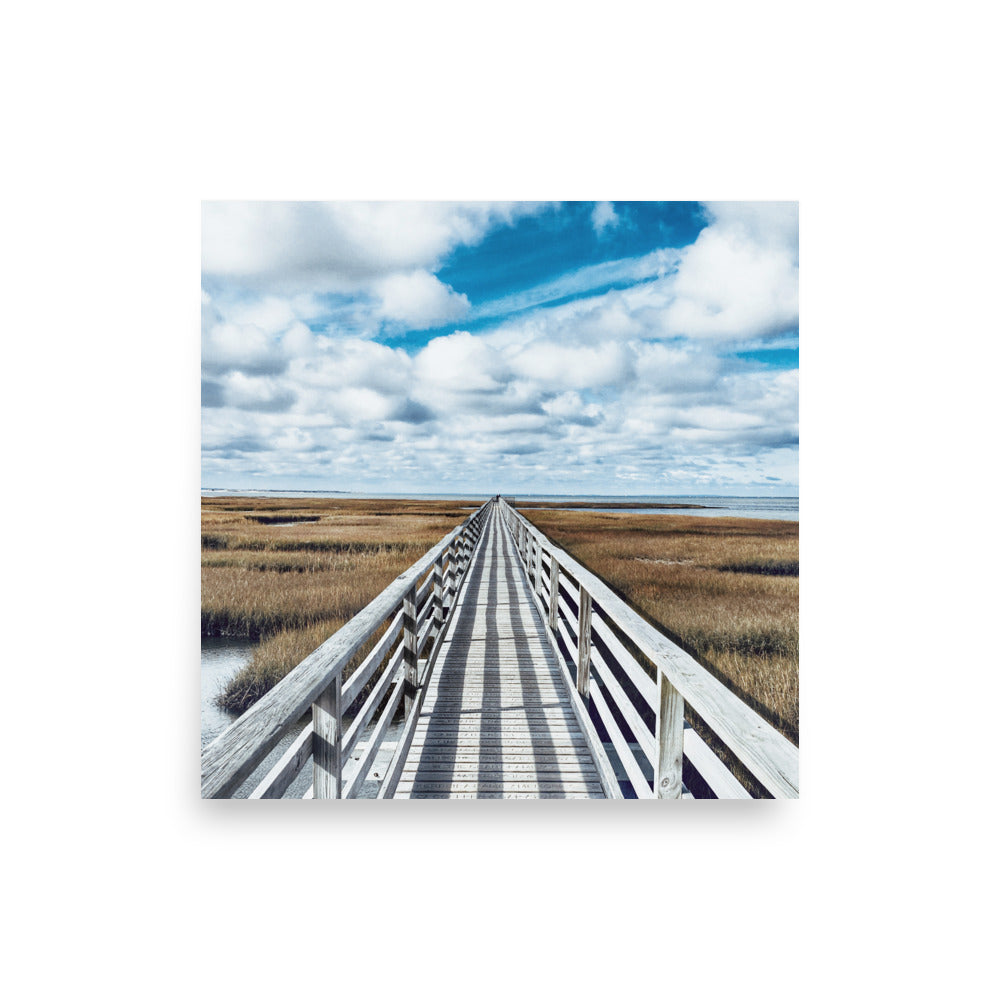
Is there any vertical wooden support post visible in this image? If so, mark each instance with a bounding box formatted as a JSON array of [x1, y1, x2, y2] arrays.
[[312, 674, 342, 798], [403, 584, 418, 717], [654, 671, 685, 799], [577, 588, 592, 697], [548, 558, 560, 631], [534, 542, 542, 594], [432, 555, 444, 641]]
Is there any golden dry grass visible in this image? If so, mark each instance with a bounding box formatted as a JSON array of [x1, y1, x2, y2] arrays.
[[202, 497, 472, 711], [523, 509, 799, 746]]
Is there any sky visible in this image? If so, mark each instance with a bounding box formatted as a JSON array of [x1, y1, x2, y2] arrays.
[[201, 201, 798, 496]]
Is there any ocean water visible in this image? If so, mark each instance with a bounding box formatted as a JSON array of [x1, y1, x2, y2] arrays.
[[202, 490, 798, 522]]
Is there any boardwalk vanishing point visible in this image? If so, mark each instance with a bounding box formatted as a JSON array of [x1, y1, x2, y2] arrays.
[[202, 498, 798, 799]]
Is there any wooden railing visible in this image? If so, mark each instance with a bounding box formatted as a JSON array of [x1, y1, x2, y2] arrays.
[[497, 499, 798, 799], [201, 499, 492, 798]]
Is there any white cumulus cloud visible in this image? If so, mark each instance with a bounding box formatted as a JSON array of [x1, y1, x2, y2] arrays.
[[374, 270, 469, 329], [660, 201, 798, 340], [202, 201, 549, 290]]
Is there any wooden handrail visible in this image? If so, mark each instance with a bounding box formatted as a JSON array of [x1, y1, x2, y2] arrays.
[[201, 499, 492, 798], [497, 499, 798, 799]]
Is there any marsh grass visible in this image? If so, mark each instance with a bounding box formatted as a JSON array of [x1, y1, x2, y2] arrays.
[[523, 509, 799, 749], [202, 497, 470, 711]]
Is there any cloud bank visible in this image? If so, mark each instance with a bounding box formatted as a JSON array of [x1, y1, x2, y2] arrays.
[[202, 201, 798, 493]]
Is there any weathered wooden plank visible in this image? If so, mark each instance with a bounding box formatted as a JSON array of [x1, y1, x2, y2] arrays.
[[415, 571, 434, 618], [343, 677, 405, 798], [431, 555, 444, 643], [425, 680, 566, 690], [312, 674, 342, 799], [684, 725, 752, 800], [402, 760, 598, 774], [590, 608, 658, 713], [589, 678, 653, 798], [577, 588, 592, 698], [416, 711, 581, 722], [414, 585, 436, 637], [654, 670, 684, 799], [416, 717, 582, 728], [341, 646, 403, 761], [423, 693, 567, 702], [418, 700, 578, 710], [340, 609, 403, 711], [412, 731, 586, 741], [395, 779, 604, 793], [589, 645, 656, 764], [557, 595, 580, 648], [408, 738, 591, 749], [406, 757, 595, 769], [402, 583, 418, 718], [548, 558, 560, 630], [394, 791, 604, 799], [425, 688, 565, 700], [557, 616, 580, 673], [248, 722, 313, 800]]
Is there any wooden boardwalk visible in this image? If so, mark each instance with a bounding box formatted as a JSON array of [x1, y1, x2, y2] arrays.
[[202, 497, 797, 800], [395, 506, 605, 798]]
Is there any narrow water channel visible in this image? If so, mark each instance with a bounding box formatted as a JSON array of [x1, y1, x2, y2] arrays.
[[201, 636, 255, 748]]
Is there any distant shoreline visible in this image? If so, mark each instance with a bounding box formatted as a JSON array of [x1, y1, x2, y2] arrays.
[[201, 489, 797, 501], [200, 490, 797, 521], [513, 501, 717, 510]]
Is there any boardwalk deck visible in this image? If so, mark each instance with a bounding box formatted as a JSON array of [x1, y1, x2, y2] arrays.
[[396, 506, 606, 798]]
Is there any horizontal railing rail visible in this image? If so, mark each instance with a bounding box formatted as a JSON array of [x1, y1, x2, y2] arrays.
[[202, 499, 492, 798], [498, 499, 798, 799]]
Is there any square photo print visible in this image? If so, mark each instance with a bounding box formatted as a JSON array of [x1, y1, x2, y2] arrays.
[[200, 201, 799, 799]]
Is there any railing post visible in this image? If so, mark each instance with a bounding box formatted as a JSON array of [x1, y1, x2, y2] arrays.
[[654, 671, 685, 799], [577, 588, 592, 697], [312, 673, 342, 798], [548, 558, 560, 630], [403, 583, 418, 717], [432, 555, 444, 641], [533, 542, 541, 594]]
